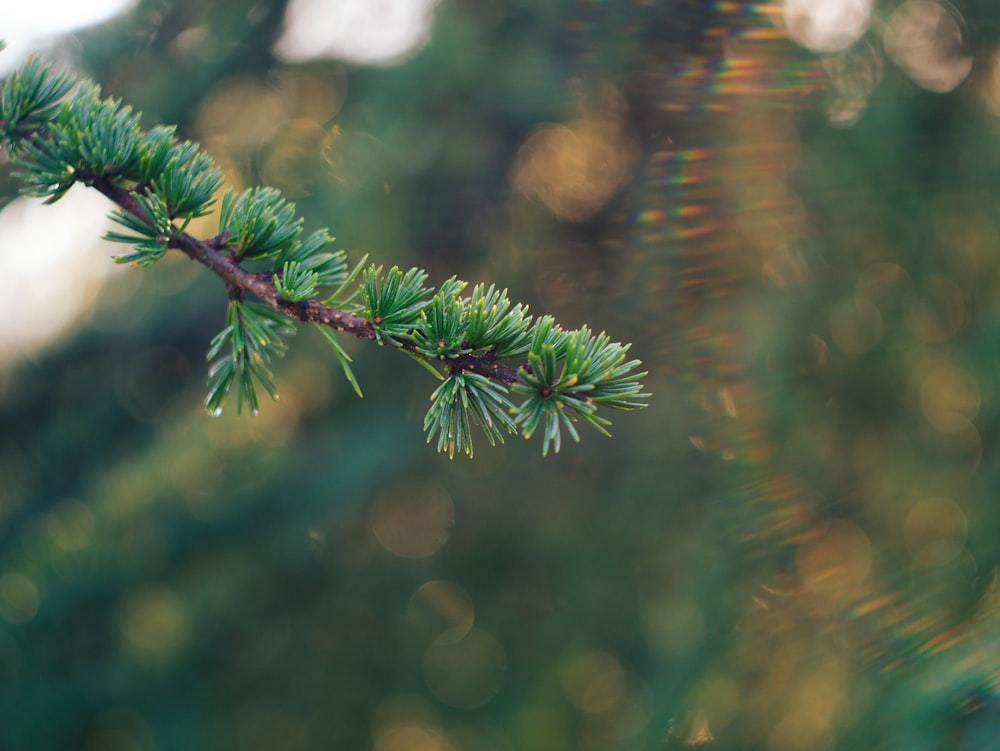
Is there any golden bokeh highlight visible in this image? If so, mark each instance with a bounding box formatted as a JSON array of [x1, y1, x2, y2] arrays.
[[196, 78, 295, 155], [275, 69, 346, 124], [728, 107, 810, 290], [600, 692, 652, 743], [682, 708, 715, 745], [982, 46, 1000, 118], [855, 262, 908, 305], [883, 0, 972, 93], [194, 67, 347, 200], [559, 650, 652, 744], [904, 497, 967, 567], [919, 363, 979, 433], [732, 605, 865, 751], [374, 723, 456, 751], [406, 580, 474, 642], [512, 87, 634, 221], [692, 675, 742, 733], [261, 119, 338, 196], [905, 275, 964, 344], [921, 416, 982, 478], [371, 485, 454, 558], [828, 297, 883, 354], [118, 588, 191, 667], [560, 651, 626, 716], [797, 521, 872, 602], [370, 694, 441, 737]]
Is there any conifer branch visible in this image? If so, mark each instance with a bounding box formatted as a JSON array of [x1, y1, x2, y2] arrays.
[[0, 54, 649, 456], [86, 171, 376, 340], [86, 171, 526, 387]]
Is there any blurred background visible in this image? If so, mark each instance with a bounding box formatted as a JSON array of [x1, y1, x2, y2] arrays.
[[3, 0, 1000, 748]]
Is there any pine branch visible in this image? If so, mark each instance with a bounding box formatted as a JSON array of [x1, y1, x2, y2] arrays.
[[86, 171, 376, 339], [84, 171, 529, 386], [0, 54, 649, 457]]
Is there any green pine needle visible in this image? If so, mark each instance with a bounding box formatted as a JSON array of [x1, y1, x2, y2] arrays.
[[0, 54, 650, 456], [219, 187, 303, 260], [206, 301, 295, 416], [362, 265, 433, 345], [315, 325, 364, 398]]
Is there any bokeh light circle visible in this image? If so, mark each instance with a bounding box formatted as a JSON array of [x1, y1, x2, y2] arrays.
[[883, 0, 972, 93], [406, 580, 475, 642], [783, 0, 873, 53], [371, 486, 454, 558]]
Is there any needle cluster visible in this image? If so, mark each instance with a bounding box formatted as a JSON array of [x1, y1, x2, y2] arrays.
[[0, 51, 649, 457]]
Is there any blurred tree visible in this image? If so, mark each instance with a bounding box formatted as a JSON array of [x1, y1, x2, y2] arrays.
[[4, 1, 1000, 750]]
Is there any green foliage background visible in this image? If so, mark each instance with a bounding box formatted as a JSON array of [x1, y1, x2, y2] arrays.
[[4, 0, 1000, 748]]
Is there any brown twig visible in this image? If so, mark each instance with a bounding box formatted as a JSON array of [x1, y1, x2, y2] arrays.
[[88, 174, 527, 387]]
